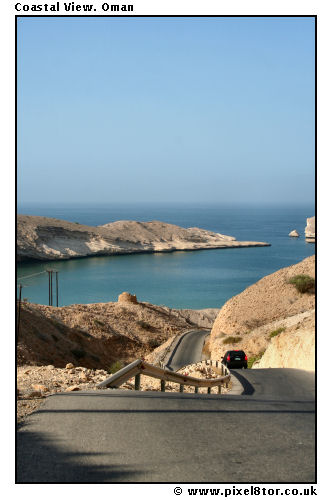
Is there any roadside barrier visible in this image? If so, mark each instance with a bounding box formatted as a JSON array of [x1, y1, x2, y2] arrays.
[[96, 358, 231, 394]]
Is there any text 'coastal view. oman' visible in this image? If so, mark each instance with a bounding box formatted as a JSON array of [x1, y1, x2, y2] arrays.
[[16, 16, 315, 484]]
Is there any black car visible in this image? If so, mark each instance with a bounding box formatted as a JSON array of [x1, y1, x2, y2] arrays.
[[222, 350, 248, 369]]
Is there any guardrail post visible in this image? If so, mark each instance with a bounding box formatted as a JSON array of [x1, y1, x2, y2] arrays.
[[207, 387, 211, 394], [218, 385, 222, 394], [210, 360, 212, 366], [216, 361, 218, 368], [194, 386, 198, 393], [135, 374, 141, 391], [179, 384, 184, 393], [161, 380, 165, 392]]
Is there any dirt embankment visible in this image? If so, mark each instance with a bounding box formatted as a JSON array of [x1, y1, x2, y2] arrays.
[[17, 291, 218, 370], [254, 321, 315, 371], [206, 256, 315, 366], [18, 300, 188, 369], [17, 215, 270, 261]]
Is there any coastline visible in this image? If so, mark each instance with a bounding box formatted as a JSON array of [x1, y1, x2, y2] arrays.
[[17, 214, 271, 262]]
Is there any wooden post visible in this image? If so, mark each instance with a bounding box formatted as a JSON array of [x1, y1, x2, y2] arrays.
[[161, 380, 165, 392], [179, 384, 184, 393], [135, 374, 141, 391], [17, 284, 22, 336], [194, 386, 198, 394]]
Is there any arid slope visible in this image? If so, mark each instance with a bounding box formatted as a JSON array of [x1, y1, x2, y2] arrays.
[[207, 255, 315, 363], [17, 293, 218, 369]]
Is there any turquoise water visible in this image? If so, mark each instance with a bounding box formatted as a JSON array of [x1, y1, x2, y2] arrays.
[[17, 204, 315, 309]]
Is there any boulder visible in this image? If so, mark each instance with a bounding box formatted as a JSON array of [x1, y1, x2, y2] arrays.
[[65, 363, 74, 369], [289, 230, 299, 237], [27, 391, 44, 398], [32, 384, 49, 392]]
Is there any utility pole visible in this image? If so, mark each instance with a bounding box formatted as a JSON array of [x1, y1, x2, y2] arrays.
[[47, 270, 50, 305], [17, 284, 23, 336], [50, 270, 53, 306], [47, 270, 53, 306], [55, 271, 59, 307]]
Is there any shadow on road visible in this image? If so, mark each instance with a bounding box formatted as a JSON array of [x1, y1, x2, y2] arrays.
[[16, 424, 143, 483], [230, 369, 255, 395]]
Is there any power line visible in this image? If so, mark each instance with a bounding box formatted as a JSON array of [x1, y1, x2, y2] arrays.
[[17, 269, 60, 306], [17, 270, 46, 280]]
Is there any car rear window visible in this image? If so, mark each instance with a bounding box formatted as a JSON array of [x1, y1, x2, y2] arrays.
[[230, 351, 245, 359]]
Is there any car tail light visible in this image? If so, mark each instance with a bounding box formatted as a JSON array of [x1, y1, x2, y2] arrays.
[[245, 355, 248, 361], [227, 355, 230, 361]]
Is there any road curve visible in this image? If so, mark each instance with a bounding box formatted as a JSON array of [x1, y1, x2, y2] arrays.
[[166, 329, 209, 371], [17, 367, 315, 483]]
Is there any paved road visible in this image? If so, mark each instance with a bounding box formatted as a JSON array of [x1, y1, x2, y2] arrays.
[[17, 368, 315, 483], [166, 329, 209, 371]]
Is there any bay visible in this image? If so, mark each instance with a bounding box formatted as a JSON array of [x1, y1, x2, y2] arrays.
[[17, 203, 315, 309]]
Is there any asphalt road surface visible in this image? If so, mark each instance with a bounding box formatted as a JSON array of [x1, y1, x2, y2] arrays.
[[166, 329, 209, 370], [17, 365, 315, 483]]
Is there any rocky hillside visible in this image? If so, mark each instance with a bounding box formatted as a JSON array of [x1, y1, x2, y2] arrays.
[[206, 256, 315, 365], [17, 292, 217, 369], [17, 215, 270, 261], [254, 319, 315, 371]]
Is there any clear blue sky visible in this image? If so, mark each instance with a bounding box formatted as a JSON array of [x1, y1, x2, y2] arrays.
[[17, 16, 315, 205]]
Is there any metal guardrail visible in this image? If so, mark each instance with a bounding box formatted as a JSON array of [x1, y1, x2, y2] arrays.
[[96, 359, 231, 394]]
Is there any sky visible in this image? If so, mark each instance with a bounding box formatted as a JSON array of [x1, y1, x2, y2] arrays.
[[17, 16, 315, 206]]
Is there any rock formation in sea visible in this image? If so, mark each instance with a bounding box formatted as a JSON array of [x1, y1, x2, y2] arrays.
[[289, 230, 300, 237], [17, 215, 270, 261], [305, 216, 315, 242]]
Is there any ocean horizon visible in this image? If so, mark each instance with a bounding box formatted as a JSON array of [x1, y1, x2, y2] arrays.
[[17, 203, 315, 309]]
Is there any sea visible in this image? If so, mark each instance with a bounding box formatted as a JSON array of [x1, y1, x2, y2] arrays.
[[17, 203, 315, 310]]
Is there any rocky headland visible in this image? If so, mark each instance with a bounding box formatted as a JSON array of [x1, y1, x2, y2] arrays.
[[17, 215, 270, 261]]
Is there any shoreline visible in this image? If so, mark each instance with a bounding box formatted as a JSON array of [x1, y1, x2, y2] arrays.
[[17, 240, 271, 263]]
